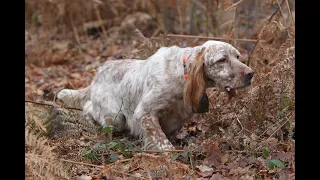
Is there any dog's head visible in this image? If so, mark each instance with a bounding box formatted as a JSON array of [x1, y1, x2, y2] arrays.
[[184, 40, 254, 112]]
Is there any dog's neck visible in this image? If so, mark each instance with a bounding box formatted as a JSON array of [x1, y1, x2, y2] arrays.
[[181, 46, 203, 79], [181, 46, 216, 88], [181, 46, 202, 63]]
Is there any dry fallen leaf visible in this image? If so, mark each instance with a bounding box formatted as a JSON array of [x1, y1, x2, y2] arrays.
[[196, 165, 214, 177], [196, 165, 214, 172], [221, 154, 229, 164], [75, 175, 92, 180], [176, 128, 189, 139], [196, 124, 209, 133], [275, 152, 294, 162], [239, 174, 254, 180], [71, 73, 82, 79], [196, 168, 215, 178], [203, 143, 222, 167], [188, 125, 197, 132], [209, 173, 232, 180]]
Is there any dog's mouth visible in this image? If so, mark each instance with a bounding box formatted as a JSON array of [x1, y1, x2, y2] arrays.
[[225, 86, 236, 100], [244, 80, 252, 87], [224, 80, 252, 100]]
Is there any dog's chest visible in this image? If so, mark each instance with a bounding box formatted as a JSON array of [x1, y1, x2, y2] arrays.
[[156, 98, 193, 135]]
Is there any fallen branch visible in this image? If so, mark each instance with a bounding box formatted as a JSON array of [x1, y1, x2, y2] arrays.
[[60, 158, 105, 168], [102, 149, 191, 156], [25, 99, 82, 111], [166, 34, 264, 43], [138, 149, 186, 153]]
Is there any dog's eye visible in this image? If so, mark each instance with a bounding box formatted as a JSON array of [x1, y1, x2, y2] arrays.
[[218, 58, 227, 63], [236, 55, 240, 59]]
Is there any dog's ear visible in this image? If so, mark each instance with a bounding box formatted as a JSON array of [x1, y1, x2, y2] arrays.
[[183, 48, 206, 112]]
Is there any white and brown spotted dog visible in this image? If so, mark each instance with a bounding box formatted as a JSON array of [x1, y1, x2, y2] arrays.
[[58, 40, 254, 150]]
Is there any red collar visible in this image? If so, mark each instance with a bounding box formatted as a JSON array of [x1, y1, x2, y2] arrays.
[[182, 55, 189, 80]]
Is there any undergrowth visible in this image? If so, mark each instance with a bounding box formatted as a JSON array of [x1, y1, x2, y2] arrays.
[[25, 105, 70, 179]]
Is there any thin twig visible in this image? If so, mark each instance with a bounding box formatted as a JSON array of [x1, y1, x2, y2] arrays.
[[112, 169, 149, 180], [211, 118, 226, 126], [151, 28, 161, 37], [60, 158, 105, 168], [258, 124, 278, 139], [206, 0, 215, 36], [269, 0, 286, 23], [140, 149, 186, 153], [276, 0, 285, 22], [166, 34, 264, 43], [236, 116, 244, 134], [253, 114, 292, 152], [188, 0, 195, 34], [102, 149, 187, 156], [94, 5, 108, 42], [96, 163, 148, 180], [285, 0, 295, 28], [91, 0, 103, 5], [128, 167, 140, 173], [135, 153, 192, 170], [189, 153, 194, 171], [103, 159, 131, 168], [25, 99, 83, 111], [25, 99, 56, 107], [258, 119, 284, 139], [247, 0, 285, 66], [68, 13, 82, 53], [233, 6, 238, 46], [192, 0, 206, 11], [177, 0, 183, 34], [265, 116, 291, 142], [225, 0, 244, 11], [146, 167, 153, 180]]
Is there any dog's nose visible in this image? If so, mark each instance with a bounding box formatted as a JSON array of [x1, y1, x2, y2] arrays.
[[245, 70, 254, 81]]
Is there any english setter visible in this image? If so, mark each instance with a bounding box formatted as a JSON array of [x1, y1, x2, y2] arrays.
[[58, 40, 254, 150]]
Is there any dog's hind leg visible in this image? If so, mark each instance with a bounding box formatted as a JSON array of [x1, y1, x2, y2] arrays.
[[103, 113, 126, 132], [83, 101, 126, 132]]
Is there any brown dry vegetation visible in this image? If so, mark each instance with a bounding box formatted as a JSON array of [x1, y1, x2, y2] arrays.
[[25, 0, 295, 179]]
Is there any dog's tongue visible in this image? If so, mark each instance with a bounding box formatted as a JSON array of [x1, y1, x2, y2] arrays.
[[226, 88, 236, 101]]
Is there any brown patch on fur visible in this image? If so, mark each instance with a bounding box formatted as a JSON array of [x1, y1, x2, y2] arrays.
[[183, 48, 206, 112]]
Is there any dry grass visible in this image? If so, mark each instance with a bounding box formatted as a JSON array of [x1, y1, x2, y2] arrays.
[[25, 105, 70, 179]]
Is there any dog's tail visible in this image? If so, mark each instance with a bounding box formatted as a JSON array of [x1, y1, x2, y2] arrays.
[[57, 86, 90, 109]]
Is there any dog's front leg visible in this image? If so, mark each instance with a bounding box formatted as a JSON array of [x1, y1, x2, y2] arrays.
[[140, 115, 174, 150]]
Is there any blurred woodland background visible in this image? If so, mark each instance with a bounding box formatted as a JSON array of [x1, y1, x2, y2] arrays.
[[25, 0, 295, 179]]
